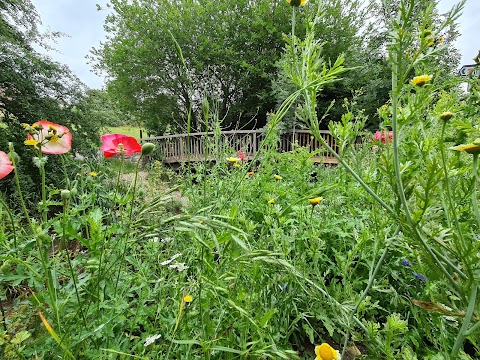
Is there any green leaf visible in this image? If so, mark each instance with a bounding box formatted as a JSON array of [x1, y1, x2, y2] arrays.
[[259, 308, 277, 328]]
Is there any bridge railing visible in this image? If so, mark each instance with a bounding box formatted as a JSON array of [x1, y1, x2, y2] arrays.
[[141, 129, 338, 163]]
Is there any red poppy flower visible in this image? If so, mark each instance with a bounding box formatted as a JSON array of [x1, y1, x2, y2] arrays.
[[27, 120, 72, 154], [100, 134, 142, 158], [237, 150, 246, 161], [0, 151, 14, 180]]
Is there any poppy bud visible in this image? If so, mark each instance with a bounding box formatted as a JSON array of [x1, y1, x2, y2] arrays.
[[141, 142, 156, 155], [440, 111, 454, 121], [61, 189, 71, 200]]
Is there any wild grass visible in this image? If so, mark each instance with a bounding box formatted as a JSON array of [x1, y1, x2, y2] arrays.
[[104, 126, 146, 140], [1, 0, 480, 359]]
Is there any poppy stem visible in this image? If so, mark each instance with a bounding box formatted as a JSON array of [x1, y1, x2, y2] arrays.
[[9, 144, 33, 231], [39, 151, 47, 224]]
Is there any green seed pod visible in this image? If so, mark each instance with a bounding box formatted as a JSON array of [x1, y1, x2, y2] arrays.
[[70, 180, 78, 194], [61, 189, 71, 200], [141, 142, 156, 155]]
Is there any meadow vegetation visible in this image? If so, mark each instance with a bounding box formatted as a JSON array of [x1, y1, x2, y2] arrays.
[[2, 0, 480, 359]]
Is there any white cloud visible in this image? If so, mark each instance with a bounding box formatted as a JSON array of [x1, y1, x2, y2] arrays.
[[438, 0, 480, 68]]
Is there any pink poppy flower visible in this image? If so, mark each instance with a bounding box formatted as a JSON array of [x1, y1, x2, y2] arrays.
[[100, 134, 142, 158], [0, 151, 14, 180], [237, 150, 246, 161], [27, 120, 72, 154], [374, 130, 393, 143]]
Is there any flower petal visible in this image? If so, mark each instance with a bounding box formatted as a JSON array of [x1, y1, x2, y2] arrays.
[[0, 151, 14, 180], [41, 132, 72, 154], [28, 120, 72, 154], [450, 144, 480, 154], [100, 134, 142, 157]]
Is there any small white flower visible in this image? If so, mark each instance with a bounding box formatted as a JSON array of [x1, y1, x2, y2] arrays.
[[169, 262, 189, 272], [151, 237, 159, 243], [161, 237, 173, 243], [144, 334, 161, 347], [161, 253, 182, 266]]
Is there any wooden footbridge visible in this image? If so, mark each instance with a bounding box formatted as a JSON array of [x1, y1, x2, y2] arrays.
[[140, 129, 338, 164]]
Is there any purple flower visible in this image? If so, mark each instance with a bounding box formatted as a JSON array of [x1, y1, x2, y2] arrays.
[[414, 273, 426, 282], [401, 259, 411, 267]]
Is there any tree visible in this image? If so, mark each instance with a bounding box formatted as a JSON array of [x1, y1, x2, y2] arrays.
[[272, 0, 372, 128], [92, 0, 297, 134], [0, 0, 103, 203], [273, 0, 462, 130]]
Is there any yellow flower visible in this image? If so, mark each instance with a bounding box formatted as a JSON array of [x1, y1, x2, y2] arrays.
[[450, 139, 480, 154], [309, 197, 323, 206], [287, 0, 308, 6], [268, 199, 275, 204], [183, 295, 193, 303], [274, 174, 282, 180], [315, 343, 339, 360], [411, 74, 432, 87], [227, 157, 241, 163], [24, 139, 39, 146], [233, 163, 241, 168], [246, 171, 254, 176], [90, 172, 98, 177]]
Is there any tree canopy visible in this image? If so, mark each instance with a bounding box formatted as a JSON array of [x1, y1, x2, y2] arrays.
[[93, 0, 461, 135], [93, 0, 298, 135]]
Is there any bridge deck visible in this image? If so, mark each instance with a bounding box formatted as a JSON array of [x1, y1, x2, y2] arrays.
[[141, 129, 339, 165]]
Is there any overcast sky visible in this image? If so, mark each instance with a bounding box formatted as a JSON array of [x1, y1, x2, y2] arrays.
[[30, 0, 479, 89]]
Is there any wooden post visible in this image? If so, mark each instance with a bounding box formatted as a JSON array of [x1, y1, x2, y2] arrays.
[[292, 128, 296, 152]]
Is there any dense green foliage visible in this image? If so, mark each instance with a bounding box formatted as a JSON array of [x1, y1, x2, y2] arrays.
[[94, 0, 461, 135], [0, 1, 130, 207], [3, 0, 480, 359], [93, 0, 296, 134]]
